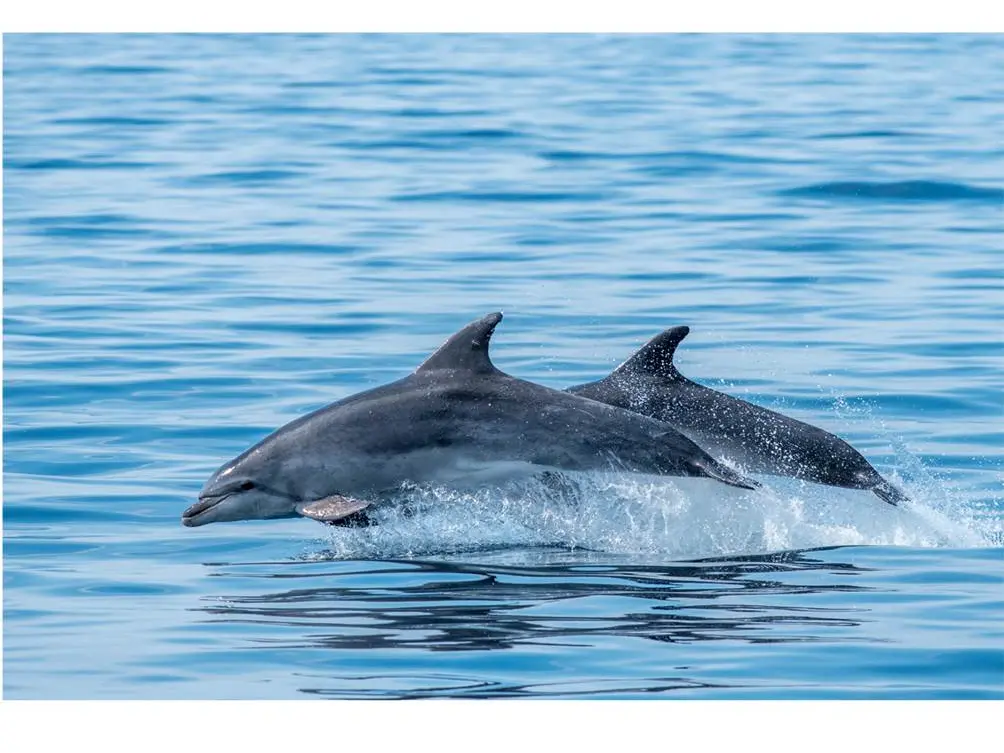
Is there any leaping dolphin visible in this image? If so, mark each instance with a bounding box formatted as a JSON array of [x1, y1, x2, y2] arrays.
[[183, 313, 759, 528], [568, 326, 908, 506]]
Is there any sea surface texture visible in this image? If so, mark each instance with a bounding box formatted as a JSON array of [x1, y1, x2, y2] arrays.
[[3, 34, 1002, 699]]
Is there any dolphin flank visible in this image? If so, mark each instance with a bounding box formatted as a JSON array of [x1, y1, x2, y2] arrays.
[[183, 313, 759, 528], [567, 325, 908, 506]]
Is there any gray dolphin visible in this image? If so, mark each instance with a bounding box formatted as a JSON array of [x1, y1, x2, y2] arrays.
[[183, 313, 759, 528], [567, 326, 908, 506]]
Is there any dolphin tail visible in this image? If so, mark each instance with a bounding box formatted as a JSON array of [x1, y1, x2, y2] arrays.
[[871, 479, 909, 507], [694, 459, 761, 491]]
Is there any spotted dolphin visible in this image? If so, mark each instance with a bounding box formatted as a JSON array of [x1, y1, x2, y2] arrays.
[[183, 314, 759, 528], [568, 326, 908, 506]]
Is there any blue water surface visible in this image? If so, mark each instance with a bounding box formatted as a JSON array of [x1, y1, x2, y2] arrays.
[[3, 34, 1003, 700]]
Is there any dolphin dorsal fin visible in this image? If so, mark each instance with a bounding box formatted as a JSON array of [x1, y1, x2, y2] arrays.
[[416, 312, 503, 375], [612, 325, 690, 381]]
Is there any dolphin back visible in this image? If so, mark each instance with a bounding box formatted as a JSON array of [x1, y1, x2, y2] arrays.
[[568, 326, 907, 506], [260, 312, 762, 497]]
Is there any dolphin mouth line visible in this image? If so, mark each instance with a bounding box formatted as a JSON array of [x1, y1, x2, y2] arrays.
[[182, 493, 231, 527]]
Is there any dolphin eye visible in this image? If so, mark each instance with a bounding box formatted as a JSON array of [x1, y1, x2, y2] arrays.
[[239, 480, 255, 491]]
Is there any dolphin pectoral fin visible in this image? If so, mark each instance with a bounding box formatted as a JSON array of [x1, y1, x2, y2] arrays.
[[296, 495, 373, 524], [871, 480, 908, 507], [694, 459, 761, 491]]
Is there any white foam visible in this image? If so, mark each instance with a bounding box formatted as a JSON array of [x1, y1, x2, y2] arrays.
[[311, 469, 996, 561]]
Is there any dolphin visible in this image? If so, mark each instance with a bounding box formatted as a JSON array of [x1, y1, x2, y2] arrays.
[[182, 313, 759, 528], [567, 326, 908, 506]]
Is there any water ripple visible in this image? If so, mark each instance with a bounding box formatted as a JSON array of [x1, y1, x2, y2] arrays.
[[781, 180, 1003, 203], [3, 32, 1001, 701]]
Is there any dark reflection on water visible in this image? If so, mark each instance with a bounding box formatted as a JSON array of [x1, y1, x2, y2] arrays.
[[298, 675, 732, 699], [196, 548, 875, 662]]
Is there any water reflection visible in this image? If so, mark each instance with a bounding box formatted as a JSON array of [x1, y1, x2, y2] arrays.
[[196, 547, 873, 658], [297, 675, 732, 699]]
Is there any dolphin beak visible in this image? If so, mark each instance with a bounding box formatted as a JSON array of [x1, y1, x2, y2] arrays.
[[181, 494, 228, 527]]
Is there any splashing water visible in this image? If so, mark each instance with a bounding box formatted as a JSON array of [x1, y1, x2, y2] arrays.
[[5, 34, 1001, 701], [310, 465, 992, 562], [308, 389, 997, 561]]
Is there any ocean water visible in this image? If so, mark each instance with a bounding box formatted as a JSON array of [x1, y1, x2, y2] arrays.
[[3, 34, 1002, 700]]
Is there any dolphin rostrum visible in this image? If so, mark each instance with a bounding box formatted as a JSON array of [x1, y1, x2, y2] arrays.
[[568, 326, 908, 506], [183, 313, 759, 528]]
